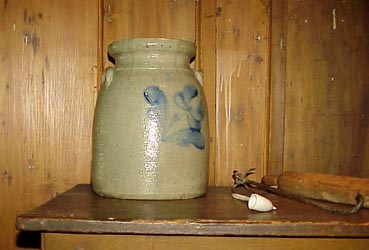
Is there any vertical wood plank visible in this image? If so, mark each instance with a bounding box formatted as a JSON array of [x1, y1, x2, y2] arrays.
[[268, 0, 287, 175], [215, 0, 271, 185], [199, 0, 216, 185], [283, 0, 369, 176], [102, 0, 196, 68], [0, 0, 99, 249]]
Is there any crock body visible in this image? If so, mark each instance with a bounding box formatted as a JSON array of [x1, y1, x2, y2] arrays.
[[91, 38, 209, 199]]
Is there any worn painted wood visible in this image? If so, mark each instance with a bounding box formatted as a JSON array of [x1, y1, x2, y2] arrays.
[[17, 185, 369, 237], [215, 0, 271, 185], [0, 0, 99, 249], [43, 233, 369, 250], [283, 0, 369, 176]]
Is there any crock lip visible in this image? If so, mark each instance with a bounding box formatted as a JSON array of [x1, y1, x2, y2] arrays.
[[108, 37, 195, 58]]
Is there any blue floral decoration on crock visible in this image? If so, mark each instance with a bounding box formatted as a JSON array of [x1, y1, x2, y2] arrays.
[[143, 84, 205, 150]]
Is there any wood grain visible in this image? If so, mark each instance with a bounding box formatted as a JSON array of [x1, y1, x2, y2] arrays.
[[268, 0, 287, 175], [17, 185, 369, 237], [276, 171, 369, 208], [43, 233, 369, 250], [2, 1, 369, 248], [199, 0, 216, 185], [0, 1, 99, 249], [283, 0, 369, 176], [215, 0, 271, 185], [102, 0, 196, 68]]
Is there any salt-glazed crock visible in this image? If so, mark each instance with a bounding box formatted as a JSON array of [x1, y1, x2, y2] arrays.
[[91, 38, 209, 200]]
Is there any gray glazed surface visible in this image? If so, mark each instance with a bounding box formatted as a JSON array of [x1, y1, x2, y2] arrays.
[[91, 38, 209, 200]]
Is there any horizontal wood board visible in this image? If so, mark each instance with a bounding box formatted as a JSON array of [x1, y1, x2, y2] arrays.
[[17, 184, 369, 237], [43, 234, 369, 250]]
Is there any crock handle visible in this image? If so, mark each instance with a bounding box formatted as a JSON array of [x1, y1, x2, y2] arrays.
[[193, 69, 203, 86], [101, 67, 114, 90]]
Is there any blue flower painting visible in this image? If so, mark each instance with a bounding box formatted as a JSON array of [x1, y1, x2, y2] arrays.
[[143, 86, 167, 140], [143, 84, 205, 150]]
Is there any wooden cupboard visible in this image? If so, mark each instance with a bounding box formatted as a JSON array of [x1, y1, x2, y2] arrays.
[[1, 0, 368, 249]]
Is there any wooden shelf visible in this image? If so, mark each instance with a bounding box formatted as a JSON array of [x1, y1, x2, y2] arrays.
[[16, 185, 369, 237]]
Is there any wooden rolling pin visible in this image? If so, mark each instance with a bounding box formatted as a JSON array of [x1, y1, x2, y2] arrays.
[[261, 171, 369, 208]]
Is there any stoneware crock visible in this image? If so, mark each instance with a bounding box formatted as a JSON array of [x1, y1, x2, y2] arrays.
[[91, 38, 209, 200]]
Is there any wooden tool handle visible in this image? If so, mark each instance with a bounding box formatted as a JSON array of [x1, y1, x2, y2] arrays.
[[261, 174, 278, 187], [263, 171, 369, 208]]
